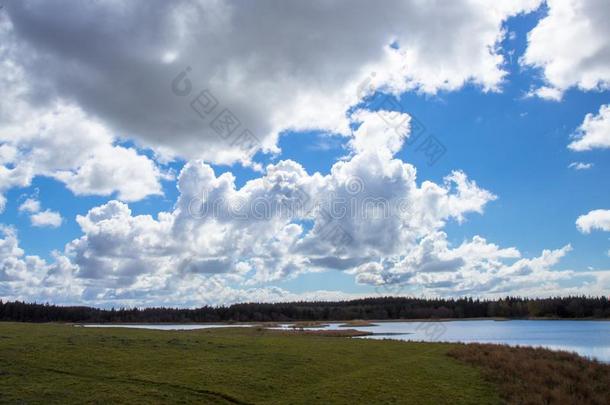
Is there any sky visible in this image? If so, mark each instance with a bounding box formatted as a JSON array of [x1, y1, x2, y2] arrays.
[[0, 0, 609, 307]]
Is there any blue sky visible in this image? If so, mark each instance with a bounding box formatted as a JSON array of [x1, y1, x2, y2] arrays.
[[1, 1, 609, 306]]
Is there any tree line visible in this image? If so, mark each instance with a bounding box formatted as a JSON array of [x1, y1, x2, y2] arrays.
[[1, 296, 609, 323]]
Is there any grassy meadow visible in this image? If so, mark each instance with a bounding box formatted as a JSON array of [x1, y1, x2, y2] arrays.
[[0, 322, 607, 404]]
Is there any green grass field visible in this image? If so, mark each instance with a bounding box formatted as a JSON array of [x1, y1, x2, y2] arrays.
[[0, 323, 499, 404]]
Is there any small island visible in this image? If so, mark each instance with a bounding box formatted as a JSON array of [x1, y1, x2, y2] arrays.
[[338, 320, 378, 327]]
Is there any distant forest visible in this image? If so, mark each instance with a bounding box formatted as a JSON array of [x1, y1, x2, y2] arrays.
[[1, 296, 609, 323]]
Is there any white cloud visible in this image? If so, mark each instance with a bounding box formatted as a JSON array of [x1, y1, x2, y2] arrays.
[[576, 209, 610, 258], [0, 102, 166, 210], [30, 210, 63, 228], [1, 0, 542, 166], [18, 198, 40, 213], [568, 162, 593, 170], [17, 196, 63, 228], [526, 86, 562, 101], [0, 232, 37, 290], [1, 110, 604, 305], [348, 231, 578, 296], [2, 110, 491, 302], [0, 225, 80, 302], [522, 0, 610, 99], [568, 104, 610, 151], [576, 209, 610, 233], [0, 220, 369, 306], [54, 143, 167, 201]]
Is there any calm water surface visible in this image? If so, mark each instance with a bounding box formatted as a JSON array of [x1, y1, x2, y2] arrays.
[[82, 320, 610, 362], [356, 320, 610, 362]]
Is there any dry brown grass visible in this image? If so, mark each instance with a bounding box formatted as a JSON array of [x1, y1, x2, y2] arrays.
[[338, 320, 377, 327], [448, 343, 610, 405], [290, 321, 329, 329], [278, 328, 372, 337]]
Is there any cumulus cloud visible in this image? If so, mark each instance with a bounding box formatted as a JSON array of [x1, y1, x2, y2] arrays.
[[30, 210, 63, 228], [0, 219, 366, 307], [568, 104, 610, 151], [1, 110, 605, 305], [18, 198, 40, 213], [0, 100, 166, 210], [576, 209, 610, 233], [522, 0, 610, 100], [576, 209, 610, 262], [0, 225, 80, 302], [1, 0, 542, 166], [348, 231, 578, 296], [18, 196, 62, 228]]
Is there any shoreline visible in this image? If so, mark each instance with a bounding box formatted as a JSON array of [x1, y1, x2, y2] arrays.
[[67, 316, 610, 326]]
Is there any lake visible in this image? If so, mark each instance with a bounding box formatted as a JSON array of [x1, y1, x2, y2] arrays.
[[81, 320, 610, 362]]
